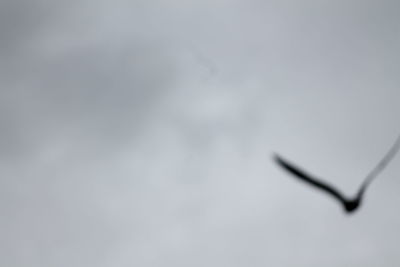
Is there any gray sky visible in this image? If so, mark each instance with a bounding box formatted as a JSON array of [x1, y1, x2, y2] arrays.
[[1, 0, 400, 266]]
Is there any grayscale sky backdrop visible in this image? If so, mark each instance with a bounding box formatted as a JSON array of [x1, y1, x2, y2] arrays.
[[1, 0, 400, 266]]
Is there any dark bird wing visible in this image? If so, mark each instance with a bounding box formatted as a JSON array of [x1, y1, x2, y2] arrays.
[[274, 154, 348, 204], [357, 134, 400, 198]]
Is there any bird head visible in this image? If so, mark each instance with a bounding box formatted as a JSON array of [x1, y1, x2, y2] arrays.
[[344, 199, 361, 213]]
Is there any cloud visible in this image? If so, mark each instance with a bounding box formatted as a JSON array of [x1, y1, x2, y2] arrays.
[[1, 0, 400, 266]]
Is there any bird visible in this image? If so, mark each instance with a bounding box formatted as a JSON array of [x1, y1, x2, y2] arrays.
[[274, 135, 400, 213]]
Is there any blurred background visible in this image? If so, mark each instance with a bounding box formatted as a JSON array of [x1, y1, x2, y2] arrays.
[[1, 0, 400, 266]]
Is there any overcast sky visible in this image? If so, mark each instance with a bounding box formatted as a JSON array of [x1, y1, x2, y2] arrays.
[[1, 0, 400, 266]]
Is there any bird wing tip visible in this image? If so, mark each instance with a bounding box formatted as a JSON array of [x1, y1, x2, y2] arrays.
[[272, 153, 285, 163]]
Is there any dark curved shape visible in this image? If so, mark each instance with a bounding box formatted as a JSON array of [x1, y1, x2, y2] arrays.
[[274, 154, 352, 211], [274, 134, 400, 213]]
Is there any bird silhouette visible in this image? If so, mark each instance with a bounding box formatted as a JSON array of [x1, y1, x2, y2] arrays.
[[274, 135, 400, 213]]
